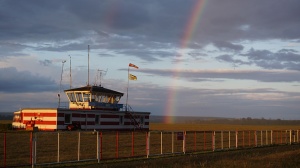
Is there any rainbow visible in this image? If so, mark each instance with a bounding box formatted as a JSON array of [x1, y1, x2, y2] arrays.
[[164, 0, 207, 123]]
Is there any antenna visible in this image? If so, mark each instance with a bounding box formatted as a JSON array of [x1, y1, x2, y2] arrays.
[[94, 68, 108, 86], [59, 60, 66, 107], [88, 45, 90, 86], [69, 55, 72, 89]]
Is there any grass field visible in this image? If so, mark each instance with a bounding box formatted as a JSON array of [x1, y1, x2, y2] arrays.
[[150, 123, 300, 131], [0, 120, 299, 167], [89, 144, 300, 168]]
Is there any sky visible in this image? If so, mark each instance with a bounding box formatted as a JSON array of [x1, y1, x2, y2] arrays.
[[0, 0, 300, 122]]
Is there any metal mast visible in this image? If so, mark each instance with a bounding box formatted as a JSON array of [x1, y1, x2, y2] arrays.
[[88, 45, 90, 86], [69, 55, 72, 89]]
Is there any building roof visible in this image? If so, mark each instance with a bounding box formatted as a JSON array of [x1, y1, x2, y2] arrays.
[[64, 85, 124, 96]]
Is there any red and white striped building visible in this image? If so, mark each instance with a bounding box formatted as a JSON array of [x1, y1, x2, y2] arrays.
[[12, 85, 150, 131]]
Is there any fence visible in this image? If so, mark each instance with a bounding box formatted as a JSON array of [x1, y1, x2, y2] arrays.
[[0, 129, 299, 167]]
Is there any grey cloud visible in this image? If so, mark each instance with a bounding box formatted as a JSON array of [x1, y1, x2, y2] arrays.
[[1, 0, 299, 48], [39, 59, 53, 66], [0, 42, 29, 57], [0, 67, 57, 93], [129, 84, 300, 119], [242, 48, 300, 70], [137, 69, 300, 83], [216, 54, 250, 66], [213, 41, 244, 52]]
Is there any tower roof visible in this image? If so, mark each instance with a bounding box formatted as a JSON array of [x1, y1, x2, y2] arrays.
[[64, 85, 124, 96]]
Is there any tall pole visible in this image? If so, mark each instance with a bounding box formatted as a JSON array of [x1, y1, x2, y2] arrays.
[[88, 45, 90, 86], [126, 66, 129, 111], [59, 60, 66, 107], [69, 55, 72, 89]]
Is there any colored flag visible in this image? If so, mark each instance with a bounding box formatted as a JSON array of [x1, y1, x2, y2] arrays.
[[129, 74, 137, 80], [129, 63, 138, 69]]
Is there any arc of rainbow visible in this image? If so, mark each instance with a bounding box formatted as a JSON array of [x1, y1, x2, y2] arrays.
[[164, 0, 207, 123]]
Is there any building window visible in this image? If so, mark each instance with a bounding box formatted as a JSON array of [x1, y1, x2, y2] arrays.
[[75, 93, 83, 102], [140, 116, 144, 125], [119, 116, 124, 125], [83, 93, 90, 102], [95, 115, 100, 125], [64, 114, 71, 124], [67, 93, 76, 102]]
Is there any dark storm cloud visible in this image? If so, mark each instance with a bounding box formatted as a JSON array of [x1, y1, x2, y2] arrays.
[[0, 67, 57, 93], [137, 69, 300, 83], [1, 0, 299, 48]]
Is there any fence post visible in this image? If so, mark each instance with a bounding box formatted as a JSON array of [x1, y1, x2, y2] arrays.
[[146, 131, 150, 158], [100, 132, 103, 160], [212, 131, 215, 151], [280, 130, 282, 144], [172, 132, 174, 153], [266, 130, 268, 145], [248, 131, 250, 147], [228, 131, 230, 149], [261, 130, 263, 146], [255, 131, 257, 147], [97, 131, 99, 163], [289, 129, 292, 145], [116, 131, 119, 158], [78, 132, 80, 161], [271, 130, 273, 145], [242, 131, 244, 148], [297, 130, 299, 143], [285, 130, 288, 144], [34, 132, 37, 166], [160, 132, 163, 155], [4, 132, 6, 168], [221, 131, 223, 150], [183, 131, 186, 154], [235, 131, 238, 149], [194, 131, 196, 152], [57, 132, 60, 163], [132, 131, 134, 157], [203, 131, 206, 150]]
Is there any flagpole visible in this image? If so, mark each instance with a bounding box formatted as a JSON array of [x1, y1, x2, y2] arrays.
[[126, 66, 130, 111]]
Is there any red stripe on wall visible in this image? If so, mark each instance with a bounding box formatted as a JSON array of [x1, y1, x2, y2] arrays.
[[23, 120, 56, 125], [23, 113, 57, 117]]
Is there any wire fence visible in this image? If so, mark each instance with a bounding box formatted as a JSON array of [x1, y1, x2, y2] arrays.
[[0, 129, 299, 167]]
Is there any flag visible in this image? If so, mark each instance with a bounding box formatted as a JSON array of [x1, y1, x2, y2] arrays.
[[129, 74, 137, 80], [129, 63, 138, 69]]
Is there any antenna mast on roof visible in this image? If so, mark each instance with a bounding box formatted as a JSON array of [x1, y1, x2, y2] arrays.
[[94, 68, 108, 86], [69, 55, 72, 89], [58, 60, 66, 108], [88, 45, 90, 86]]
